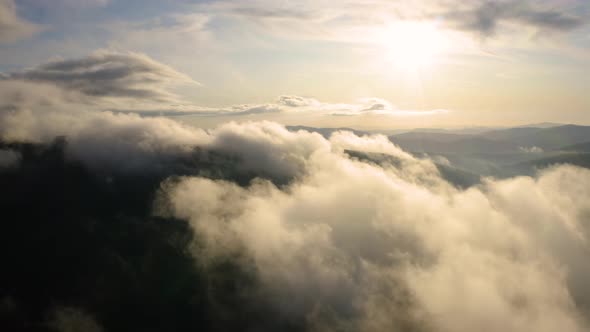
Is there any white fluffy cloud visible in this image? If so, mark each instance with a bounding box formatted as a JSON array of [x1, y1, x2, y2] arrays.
[[0, 77, 212, 171], [157, 120, 590, 332]]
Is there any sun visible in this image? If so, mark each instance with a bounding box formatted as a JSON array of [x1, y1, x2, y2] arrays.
[[383, 21, 446, 70]]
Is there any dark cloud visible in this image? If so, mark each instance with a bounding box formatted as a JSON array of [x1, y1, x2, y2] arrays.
[[5, 50, 195, 102], [444, 1, 587, 37], [0, 0, 40, 43]]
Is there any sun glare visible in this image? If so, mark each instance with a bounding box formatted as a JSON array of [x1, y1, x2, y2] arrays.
[[384, 22, 446, 70]]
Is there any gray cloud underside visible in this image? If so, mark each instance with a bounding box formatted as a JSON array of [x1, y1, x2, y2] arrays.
[[444, 1, 587, 37], [4, 51, 195, 102], [207, 0, 588, 41], [2, 51, 446, 118]]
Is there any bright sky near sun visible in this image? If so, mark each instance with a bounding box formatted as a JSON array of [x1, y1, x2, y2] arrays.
[[0, 0, 589, 129]]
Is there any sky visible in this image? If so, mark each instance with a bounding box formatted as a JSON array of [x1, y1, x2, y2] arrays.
[[0, 0, 589, 129]]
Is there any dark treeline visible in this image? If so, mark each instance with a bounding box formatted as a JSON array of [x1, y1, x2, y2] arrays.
[[0, 138, 304, 332]]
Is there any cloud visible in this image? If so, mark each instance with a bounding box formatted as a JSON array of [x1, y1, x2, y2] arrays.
[[4, 50, 197, 103], [443, 1, 587, 37], [0, 108, 211, 172], [276, 95, 320, 107], [156, 121, 590, 332], [110, 103, 284, 117], [226, 104, 284, 116], [0, 53, 444, 174], [0, 78, 213, 172], [199, 0, 589, 44], [112, 95, 446, 118], [0, 0, 41, 43]]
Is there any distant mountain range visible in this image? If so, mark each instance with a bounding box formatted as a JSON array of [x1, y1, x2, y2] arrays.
[[287, 124, 590, 182], [559, 141, 590, 152], [286, 125, 367, 138], [289, 124, 590, 154]]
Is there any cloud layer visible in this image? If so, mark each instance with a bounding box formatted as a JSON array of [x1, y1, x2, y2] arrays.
[[444, 1, 587, 37], [200, 0, 588, 42], [157, 122, 590, 332], [5, 50, 195, 103]]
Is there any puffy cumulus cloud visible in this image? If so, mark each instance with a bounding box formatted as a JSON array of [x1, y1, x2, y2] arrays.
[[0, 79, 212, 172], [443, 1, 587, 37], [0, 107, 211, 172], [158, 122, 590, 332], [0, 0, 40, 43], [206, 121, 330, 180], [4, 50, 197, 103]]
